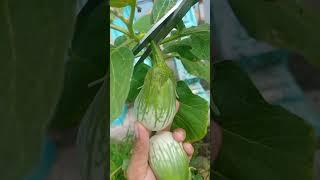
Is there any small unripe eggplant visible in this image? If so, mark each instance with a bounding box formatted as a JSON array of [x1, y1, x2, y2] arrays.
[[149, 132, 190, 180], [133, 65, 176, 131], [133, 41, 176, 131]]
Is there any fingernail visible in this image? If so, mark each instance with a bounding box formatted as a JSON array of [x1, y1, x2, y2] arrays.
[[176, 128, 185, 137], [184, 143, 192, 150], [135, 123, 140, 139]]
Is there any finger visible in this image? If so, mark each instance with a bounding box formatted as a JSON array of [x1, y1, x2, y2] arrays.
[[162, 100, 180, 131], [127, 122, 150, 175], [172, 128, 186, 142], [175, 100, 180, 113], [183, 142, 194, 159]]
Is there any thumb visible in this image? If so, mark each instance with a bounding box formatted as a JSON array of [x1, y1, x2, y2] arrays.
[[128, 122, 150, 175]]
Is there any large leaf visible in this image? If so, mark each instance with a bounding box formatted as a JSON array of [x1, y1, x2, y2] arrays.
[[151, 0, 177, 23], [77, 82, 108, 180], [228, 0, 320, 65], [110, 46, 134, 120], [164, 25, 210, 61], [0, 1, 77, 179], [134, 14, 152, 33], [50, 0, 106, 129], [182, 33, 210, 60], [127, 63, 150, 102], [162, 23, 209, 44], [172, 81, 209, 142], [114, 36, 128, 46], [114, 35, 137, 49], [212, 61, 316, 180], [181, 59, 210, 82]]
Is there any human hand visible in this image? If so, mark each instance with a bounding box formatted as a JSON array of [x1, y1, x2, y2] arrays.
[[127, 122, 194, 180]]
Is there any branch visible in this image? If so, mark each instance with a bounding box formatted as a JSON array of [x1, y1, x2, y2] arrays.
[[127, 3, 139, 42], [110, 9, 128, 25], [110, 24, 130, 36]]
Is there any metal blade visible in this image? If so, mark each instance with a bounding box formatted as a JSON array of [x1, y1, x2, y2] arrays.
[[133, 0, 198, 64], [153, 0, 198, 43], [132, 0, 182, 55]]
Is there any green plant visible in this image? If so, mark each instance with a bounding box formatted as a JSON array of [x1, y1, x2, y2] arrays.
[[109, 0, 210, 179]]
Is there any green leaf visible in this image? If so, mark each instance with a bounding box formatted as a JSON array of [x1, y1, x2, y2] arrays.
[[151, 0, 178, 23], [212, 61, 316, 180], [180, 24, 209, 36], [110, 0, 132, 8], [181, 59, 210, 82], [0, 1, 76, 179], [164, 24, 210, 61], [77, 83, 108, 180], [228, 0, 320, 65], [164, 44, 200, 62], [172, 81, 209, 142], [114, 35, 129, 46], [164, 25, 210, 69], [127, 63, 150, 102], [49, 1, 106, 129], [183, 33, 210, 60], [114, 36, 137, 49], [134, 14, 152, 33], [110, 137, 134, 180], [110, 46, 134, 120]]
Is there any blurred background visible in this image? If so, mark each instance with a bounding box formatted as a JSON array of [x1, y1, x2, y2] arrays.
[[43, 0, 211, 179], [212, 0, 320, 179]]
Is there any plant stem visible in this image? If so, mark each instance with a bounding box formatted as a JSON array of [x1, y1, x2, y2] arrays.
[[110, 9, 128, 25], [110, 24, 130, 36], [127, 3, 140, 42], [160, 29, 205, 44], [111, 4, 140, 42], [150, 41, 161, 65], [160, 35, 182, 44], [110, 166, 122, 178]]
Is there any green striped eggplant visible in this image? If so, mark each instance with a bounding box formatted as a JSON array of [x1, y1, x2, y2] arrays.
[[149, 131, 190, 180], [133, 64, 176, 131], [133, 41, 176, 131]]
